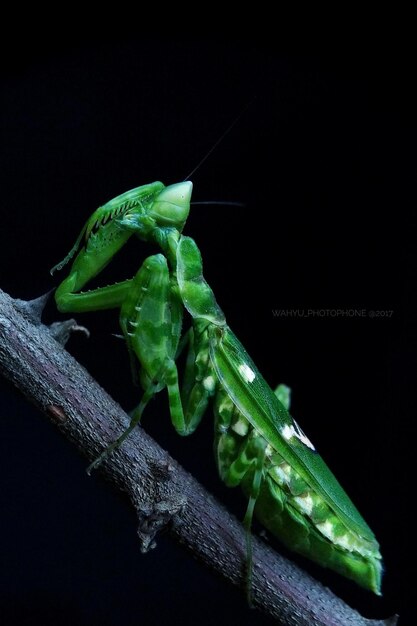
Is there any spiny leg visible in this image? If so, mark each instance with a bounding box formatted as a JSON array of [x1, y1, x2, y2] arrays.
[[55, 276, 133, 313], [218, 426, 268, 604], [86, 375, 164, 474], [53, 218, 134, 313], [242, 457, 263, 605], [52, 181, 187, 313]]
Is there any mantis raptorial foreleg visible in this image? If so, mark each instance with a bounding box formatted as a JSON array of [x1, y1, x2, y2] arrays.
[[55, 278, 133, 313], [52, 225, 133, 313]]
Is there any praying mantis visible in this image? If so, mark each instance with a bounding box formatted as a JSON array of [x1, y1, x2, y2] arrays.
[[51, 180, 382, 597]]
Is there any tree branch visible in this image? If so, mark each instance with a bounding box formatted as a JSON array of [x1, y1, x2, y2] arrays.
[[0, 288, 396, 626]]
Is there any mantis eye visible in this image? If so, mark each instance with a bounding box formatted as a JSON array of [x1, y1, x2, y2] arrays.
[[150, 181, 192, 228]]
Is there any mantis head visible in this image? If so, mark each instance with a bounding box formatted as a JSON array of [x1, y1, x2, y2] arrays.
[[116, 180, 193, 240], [148, 181, 193, 230]]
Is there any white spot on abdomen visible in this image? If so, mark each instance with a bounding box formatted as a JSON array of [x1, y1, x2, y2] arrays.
[[239, 363, 256, 383], [294, 493, 314, 516], [316, 520, 335, 541], [281, 421, 316, 451]]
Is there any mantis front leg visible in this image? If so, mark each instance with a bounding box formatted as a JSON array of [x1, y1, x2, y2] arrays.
[[52, 220, 134, 313], [56, 276, 134, 312]]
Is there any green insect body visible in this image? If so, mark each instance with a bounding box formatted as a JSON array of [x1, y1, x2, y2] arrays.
[[51, 181, 382, 595]]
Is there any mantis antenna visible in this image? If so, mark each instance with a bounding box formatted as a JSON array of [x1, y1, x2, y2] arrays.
[[183, 97, 256, 182]]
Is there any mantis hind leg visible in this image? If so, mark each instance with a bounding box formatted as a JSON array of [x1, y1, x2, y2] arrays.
[[242, 438, 268, 605], [215, 410, 268, 603]]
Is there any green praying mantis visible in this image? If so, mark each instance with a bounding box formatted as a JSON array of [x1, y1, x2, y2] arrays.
[[51, 180, 382, 597]]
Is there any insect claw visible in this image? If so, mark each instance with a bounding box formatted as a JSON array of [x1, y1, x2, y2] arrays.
[[135, 305, 141, 312], [129, 321, 139, 328]]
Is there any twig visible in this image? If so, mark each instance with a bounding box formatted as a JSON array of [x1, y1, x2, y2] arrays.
[[0, 288, 397, 626]]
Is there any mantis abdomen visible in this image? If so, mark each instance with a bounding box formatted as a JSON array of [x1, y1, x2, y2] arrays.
[[214, 387, 381, 593]]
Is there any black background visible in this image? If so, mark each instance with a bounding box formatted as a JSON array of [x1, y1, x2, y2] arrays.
[[0, 41, 414, 625]]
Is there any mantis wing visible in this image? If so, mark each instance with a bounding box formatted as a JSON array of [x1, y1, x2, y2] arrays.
[[208, 325, 378, 545]]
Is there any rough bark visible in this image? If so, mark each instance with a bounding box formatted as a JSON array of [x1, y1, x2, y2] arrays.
[[0, 288, 397, 626]]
